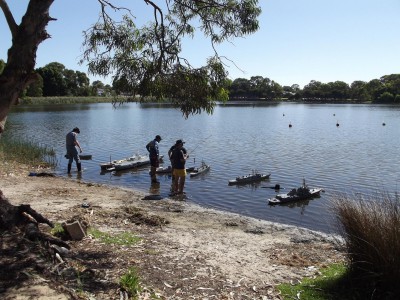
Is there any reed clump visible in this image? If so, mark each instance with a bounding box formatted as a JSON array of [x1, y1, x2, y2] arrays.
[[331, 193, 400, 298], [0, 135, 57, 169]]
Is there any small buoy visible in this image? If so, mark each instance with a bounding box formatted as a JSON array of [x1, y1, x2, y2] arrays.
[[382, 122, 386, 126], [333, 113, 335, 116], [336, 121, 339, 127], [289, 122, 292, 128], [283, 113, 285, 116]]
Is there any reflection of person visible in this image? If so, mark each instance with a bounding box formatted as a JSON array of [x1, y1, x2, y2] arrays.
[[66, 127, 82, 174], [146, 135, 162, 183], [171, 139, 188, 195]]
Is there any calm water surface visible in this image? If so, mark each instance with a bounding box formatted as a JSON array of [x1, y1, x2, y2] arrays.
[[7, 102, 400, 234]]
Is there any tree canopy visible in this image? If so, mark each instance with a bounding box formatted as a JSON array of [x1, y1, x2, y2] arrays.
[[0, 0, 261, 133]]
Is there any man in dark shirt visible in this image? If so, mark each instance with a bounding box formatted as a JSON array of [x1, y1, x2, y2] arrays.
[[171, 139, 188, 194], [168, 140, 188, 191], [146, 135, 162, 183], [65, 127, 82, 174]]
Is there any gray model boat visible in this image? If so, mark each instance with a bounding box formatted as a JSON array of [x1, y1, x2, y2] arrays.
[[268, 179, 323, 205], [228, 172, 271, 185]]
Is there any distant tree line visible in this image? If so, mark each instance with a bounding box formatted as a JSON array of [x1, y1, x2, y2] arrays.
[[229, 74, 400, 103], [0, 59, 398, 103]]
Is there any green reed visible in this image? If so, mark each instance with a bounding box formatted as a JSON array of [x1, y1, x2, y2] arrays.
[[0, 135, 57, 168]]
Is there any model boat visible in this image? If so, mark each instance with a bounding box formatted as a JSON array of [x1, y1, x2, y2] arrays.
[[228, 172, 271, 185], [100, 154, 163, 172], [189, 162, 210, 177], [268, 179, 323, 205]]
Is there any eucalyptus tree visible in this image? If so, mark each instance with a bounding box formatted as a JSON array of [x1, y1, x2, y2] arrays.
[[25, 74, 43, 97], [230, 77, 251, 98], [350, 80, 368, 101], [302, 80, 323, 100], [380, 74, 400, 98], [0, 0, 261, 133]]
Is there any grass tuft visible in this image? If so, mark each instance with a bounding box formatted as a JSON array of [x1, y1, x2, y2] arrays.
[[120, 267, 142, 297], [50, 223, 66, 237], [88, 228, 140, 246], [277, 263, 348, 300]]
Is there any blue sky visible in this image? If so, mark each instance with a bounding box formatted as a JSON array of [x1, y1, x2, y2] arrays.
[[1, 0, 399, 88]]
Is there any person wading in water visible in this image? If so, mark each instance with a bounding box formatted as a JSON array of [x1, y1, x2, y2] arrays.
[[65, 127, 82, 174], [171, 139, 188, 195], [146, 135, 162, 183]]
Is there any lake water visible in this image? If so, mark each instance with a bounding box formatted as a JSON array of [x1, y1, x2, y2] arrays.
[[6, 102, 400, 234]]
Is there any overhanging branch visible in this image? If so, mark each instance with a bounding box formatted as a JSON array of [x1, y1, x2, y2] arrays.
[[0, 0, 18, 38]]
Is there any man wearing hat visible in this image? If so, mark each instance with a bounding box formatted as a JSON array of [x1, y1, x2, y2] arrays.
[[146, 135, 162, 183], [171, 139, 188, 194], [168, 139, 188, 189], [65, 127, 82, 174]]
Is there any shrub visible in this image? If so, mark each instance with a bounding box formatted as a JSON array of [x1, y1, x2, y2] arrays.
[[331, 193, 400, 298]]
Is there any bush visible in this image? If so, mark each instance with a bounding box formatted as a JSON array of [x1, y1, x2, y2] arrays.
[[331, 193, 400, 298]]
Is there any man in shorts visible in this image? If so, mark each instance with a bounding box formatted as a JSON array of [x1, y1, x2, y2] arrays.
[[168, 139, 188, 187], [171, 139, 188, 194]]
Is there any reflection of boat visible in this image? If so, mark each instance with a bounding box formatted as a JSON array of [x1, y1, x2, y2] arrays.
[[268, 179, 323, 205], [189, 162, 210, 177], [150, 166, 196, 175], [100, 155, 163, 172], [228, 172, 271, 185]]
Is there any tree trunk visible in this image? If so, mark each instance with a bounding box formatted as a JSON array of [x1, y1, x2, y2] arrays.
[[0, 0, 54, 133], [0, 190, 69, 248], [0, 1, 69, 258]]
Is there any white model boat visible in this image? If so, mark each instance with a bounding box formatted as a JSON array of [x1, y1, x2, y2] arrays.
[[189, 162, 210, 177], [100, 155, 163, 172], [113, 154, 150, 171]]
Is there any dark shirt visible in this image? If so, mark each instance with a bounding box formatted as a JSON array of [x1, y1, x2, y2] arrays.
[[169, 145, 187, 168], [171, 147, 186, 169], [146, 139, 159, 157]]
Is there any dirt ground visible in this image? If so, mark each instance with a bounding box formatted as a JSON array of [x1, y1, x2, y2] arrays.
[[0, 163, 345, 300]]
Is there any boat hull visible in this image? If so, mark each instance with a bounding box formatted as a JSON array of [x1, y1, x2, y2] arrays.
[[268, 188, 323, 205]]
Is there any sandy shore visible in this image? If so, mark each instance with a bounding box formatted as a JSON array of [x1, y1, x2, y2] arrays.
[[0, 163, 345, 299]]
